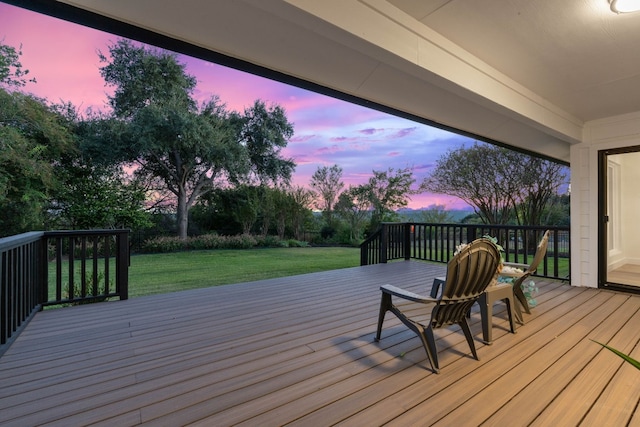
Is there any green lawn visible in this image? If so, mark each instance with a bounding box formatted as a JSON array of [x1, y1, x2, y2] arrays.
[[47, 246, 568, 301], [127, 247, 361, 297]]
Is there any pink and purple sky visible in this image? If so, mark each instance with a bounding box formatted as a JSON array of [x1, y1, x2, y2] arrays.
[[1, 2, 474, 210]]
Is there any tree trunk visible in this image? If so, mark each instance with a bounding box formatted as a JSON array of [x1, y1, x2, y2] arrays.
[[177, 189, 189, 240]]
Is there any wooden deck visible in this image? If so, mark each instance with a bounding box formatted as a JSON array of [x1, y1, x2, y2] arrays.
[[1, 261, 639, 426]]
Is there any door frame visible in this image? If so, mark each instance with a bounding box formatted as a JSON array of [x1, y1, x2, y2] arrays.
[[598, 145, 640, 293]]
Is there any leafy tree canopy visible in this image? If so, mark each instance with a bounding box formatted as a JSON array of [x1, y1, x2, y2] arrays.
[[51, 159, 151, 230], [422, 142, 568, 226], [0, 87, 76, 236], [419, 204, 455, 224], [335, 185, 370, 241], [235, 100, 296, 186], [0, 41, 36, 88], [98, 39, 196, 118], [364, 167, 417, 229], [310, 164, 344, 225], [90, 40, 296, 239]]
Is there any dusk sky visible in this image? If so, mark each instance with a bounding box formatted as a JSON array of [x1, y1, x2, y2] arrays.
[[1, 2, 475, 210]]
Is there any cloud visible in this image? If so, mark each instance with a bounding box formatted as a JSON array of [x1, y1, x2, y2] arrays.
[[413, 163, 434, 171], [388, 127, 418, 139], [315, 145, 345, 155], [359, 128, 384, 135], [289, 134, 316, 143], [329, 136, 353, 142]]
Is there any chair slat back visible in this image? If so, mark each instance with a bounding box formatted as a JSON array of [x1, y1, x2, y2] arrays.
[[527, 230, 550, 274], [433, 239, 500, 328]]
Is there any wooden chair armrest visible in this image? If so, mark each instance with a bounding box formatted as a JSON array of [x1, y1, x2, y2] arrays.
[[503, 261, 529, 270], [499, 270, 525, 279], [430, 277, 446, 298], [381, 284, 437, 304]]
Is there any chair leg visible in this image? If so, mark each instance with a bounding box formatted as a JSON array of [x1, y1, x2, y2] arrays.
[[418, 326, 440, 374], [479, 292, 493, 345], [513, 295, 524, 324], [513, 284, 531, 315], [459, 318, 479, 360], [375, 292, 392, 341], [480, 289, 517, 344], [504, 298, 517, 334]]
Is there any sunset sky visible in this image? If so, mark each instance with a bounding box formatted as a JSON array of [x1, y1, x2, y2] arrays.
[[0, 2, 475, 210]]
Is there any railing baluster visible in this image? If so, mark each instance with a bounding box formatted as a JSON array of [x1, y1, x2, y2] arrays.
[[93, 236, 99, 297], [360, 222, 569, 281], [56, 238, 62, 302], [81, 236, 87, 299], [1, 230, 131, 356], [68, 238, 75, 301], [105, 235, 111, 296], [1, 252, 5, 345]]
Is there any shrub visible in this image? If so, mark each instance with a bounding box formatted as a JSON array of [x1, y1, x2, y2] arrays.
[[222, 234, 257, 249], [64, 270, 111, 305], [320, 225, 336, 239], [141, 233, 311, 253], [188, 233, 222, 250], [254, 234, 282, 247], [141, 236, 186, 253], [286, 239, 309, 248]]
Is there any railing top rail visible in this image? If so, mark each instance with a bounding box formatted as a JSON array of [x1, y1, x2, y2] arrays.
[[401, 223, 568, 232], [43, 229, 130, 238], [361, 228, 382, 246], [0, 231, 45, 251]]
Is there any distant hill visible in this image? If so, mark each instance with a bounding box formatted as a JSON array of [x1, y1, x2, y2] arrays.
[[398, 208, 474, 223], [312, 207, 476, 223]]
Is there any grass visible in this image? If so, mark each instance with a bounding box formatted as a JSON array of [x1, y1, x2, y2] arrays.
[[47, 247, 360, 301], [126, 247, 360, 297], [46, 246, 569, 301]]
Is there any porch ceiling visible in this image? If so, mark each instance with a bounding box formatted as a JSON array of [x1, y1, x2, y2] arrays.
[[19, 1, 640, 162]]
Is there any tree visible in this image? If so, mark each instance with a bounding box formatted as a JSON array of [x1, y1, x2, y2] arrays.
[[508, 156, 569, 227], [0, 42, 36, 88], [363, 167, 416, 230], [541, 194, 570, 226], [422, 143, 568, 226], [93, 40, 294, 239], [0, 89, 75, 236], [235, 100, 296, 186], [288, 186, 315, 240], [422, 143, 512, 224], [229, 185, 261, 234], [51, 160, 151, 230], [128, 99, 243, 239], [99, 40, 196, 119], [419, 204, 455, 224], [335, 185, 371, 241], [271, 187, 293, 239], [310, 164, 344, 227], [97, 40, 240, 239], [82, 97, 243, 239]]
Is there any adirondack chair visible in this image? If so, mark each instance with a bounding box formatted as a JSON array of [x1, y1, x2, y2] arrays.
[[375, 238, 501, 373], [502, 230, 550, 318], [428, 230, 551, 345]]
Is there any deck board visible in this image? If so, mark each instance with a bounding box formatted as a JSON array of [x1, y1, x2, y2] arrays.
[[1, 260, 639, 426]]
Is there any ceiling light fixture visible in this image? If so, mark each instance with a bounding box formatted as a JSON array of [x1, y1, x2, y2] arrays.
[[609, 0, 640, 13]]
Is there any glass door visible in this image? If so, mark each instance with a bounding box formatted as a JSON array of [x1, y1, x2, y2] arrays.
[[599, 147, 640, 292]]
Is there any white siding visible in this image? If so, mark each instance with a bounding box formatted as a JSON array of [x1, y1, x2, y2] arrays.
[[571, 111, 640, 287]]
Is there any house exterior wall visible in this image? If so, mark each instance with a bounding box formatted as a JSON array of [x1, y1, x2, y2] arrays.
[[571, 111, 640, 288]]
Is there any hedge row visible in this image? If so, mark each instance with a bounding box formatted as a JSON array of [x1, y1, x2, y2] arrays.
[[141, 233, 308, 253]]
